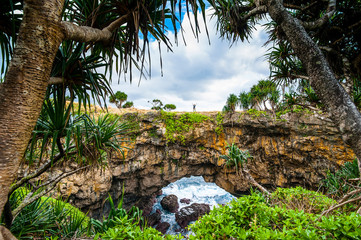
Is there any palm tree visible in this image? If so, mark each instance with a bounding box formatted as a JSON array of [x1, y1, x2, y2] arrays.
[[225, 93, 239, 113], [5, 86, 131, 227], [0, 0, 208, 231], [239, 91, 252, 110]]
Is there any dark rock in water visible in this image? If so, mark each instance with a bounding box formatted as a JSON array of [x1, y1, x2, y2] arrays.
[[156, 209, 162, 215], [175, 203, 210, 228], [156, 190, 163, 196], [180, 198, 191, 204], [135, 196, 156, 216], [155, 222, 170, 234], [161, 194, 179, 213], [146, 212, 161, 227]]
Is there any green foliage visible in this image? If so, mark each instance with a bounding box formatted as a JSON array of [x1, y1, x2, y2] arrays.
[[6, 188, 182, 240], [51, 41, 111, 109], [224, 93, 239, 113], [239, 91, 252, 110], [163, 104, 177, 111], [149, 99, 164, 110], [215, 112, 225, 135], [90, 193, 182, 240], [160, 111, 209, 144], [246, 109, 268, 118], [7, 189, 89, 239], [271, 187, 336, 214], [122, 101, 134, 108], [189, 189, 361, 240], [109, 91, 128, 108], [321, 159, 360, 199], [220, 143, 252, 174], [99, 220, 182, 240]]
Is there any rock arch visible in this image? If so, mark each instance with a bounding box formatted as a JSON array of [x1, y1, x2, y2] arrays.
[[59, 111, 355, 218]]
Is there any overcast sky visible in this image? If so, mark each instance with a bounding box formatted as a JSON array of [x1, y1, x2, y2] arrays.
[[111, 10, 270, 112]]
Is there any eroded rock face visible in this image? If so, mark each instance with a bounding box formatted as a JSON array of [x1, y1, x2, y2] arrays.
[[55, 111, 355, 218], [175, 203, 211, 229], [160, 195, 179, 213]]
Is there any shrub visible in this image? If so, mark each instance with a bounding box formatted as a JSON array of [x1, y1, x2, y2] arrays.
[[270, 187, 336, 214], [321, 159, 360, 198], [7, 188, 89, 239], [163, 104, 176, 111], [160, 111, 209, 143], [189, 188, 361, 239]]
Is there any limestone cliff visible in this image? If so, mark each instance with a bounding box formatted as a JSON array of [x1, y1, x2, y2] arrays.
[[58, 110, 355, 218]]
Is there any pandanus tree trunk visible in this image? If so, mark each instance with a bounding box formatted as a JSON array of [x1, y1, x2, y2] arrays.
[[266, 0, 361, 172], [0, 0, 65, 235]]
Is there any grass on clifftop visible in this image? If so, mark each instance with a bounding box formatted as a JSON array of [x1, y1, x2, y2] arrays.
[[159, 111, 210, 144]]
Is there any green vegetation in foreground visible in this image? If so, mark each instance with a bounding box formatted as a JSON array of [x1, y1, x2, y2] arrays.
[[189, 187, 361, 240], [5, 188, 182, 240], [160, 111, 210, 144]]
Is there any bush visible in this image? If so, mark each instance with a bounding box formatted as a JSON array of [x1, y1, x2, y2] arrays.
[[160, 111, 209, 143], [7, 188, 89, 239], [321, 159, 360, 198], [189, 188, 361, 239], [271, 187, 336, 214]]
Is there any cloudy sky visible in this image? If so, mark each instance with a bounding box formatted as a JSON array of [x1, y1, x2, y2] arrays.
[[111, 10, 271, 112]]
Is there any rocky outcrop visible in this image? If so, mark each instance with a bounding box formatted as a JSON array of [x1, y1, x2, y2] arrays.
[[55, 111, 355, 218], [155, 222, 170, 234], [160, 195, 179, 213], [146, 212, 161, 227], [175, 203, 211, 229], [180, 198, 191, 204]]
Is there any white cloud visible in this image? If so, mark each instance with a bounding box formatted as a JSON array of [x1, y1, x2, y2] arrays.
[[110, 9, 270, 112]]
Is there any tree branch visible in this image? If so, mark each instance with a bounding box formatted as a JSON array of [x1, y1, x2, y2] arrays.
[[320, 46, 353, 95], [320, 194, 361, 218], [49, 77, 65, 85], [302, 0, 336, 30], [12, 166, 89, 218], [243, 5, 268, 20], [61, 14, 129, 42], [9, 148, 77, 196], [243, 168, 270, 196]]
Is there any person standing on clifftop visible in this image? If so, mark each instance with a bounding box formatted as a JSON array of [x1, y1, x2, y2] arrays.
[[193, 103, 196, 112]]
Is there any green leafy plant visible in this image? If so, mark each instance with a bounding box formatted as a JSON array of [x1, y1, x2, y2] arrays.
[[122, 101, 134, 108], [214, 112, 224, 135], [220, 143, 251, 175], [189, 188, 361, 240], [163, 104, 177, 111], [149, 99, 163, 110], [246, 109, 268, 118], [6, 188, 89, 239], [321, 159, 360, 199], [160, 111, 209, 144], [271, 187, 336, 214], [109, 91, 128, 109]]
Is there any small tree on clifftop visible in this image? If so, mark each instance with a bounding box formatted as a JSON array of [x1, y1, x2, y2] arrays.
[[109, 91, 128, 109]]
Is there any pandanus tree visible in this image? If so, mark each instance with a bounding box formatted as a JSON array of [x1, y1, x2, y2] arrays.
[[225, 93, 239, 113], [210, 0, 361, 185], [0, 0, 208, 237]]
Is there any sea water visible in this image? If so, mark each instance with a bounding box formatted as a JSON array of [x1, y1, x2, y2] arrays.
[[151, 176, 236, 235]]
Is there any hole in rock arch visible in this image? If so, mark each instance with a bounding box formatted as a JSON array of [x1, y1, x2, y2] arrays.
[[151, 175, 236, 236]]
